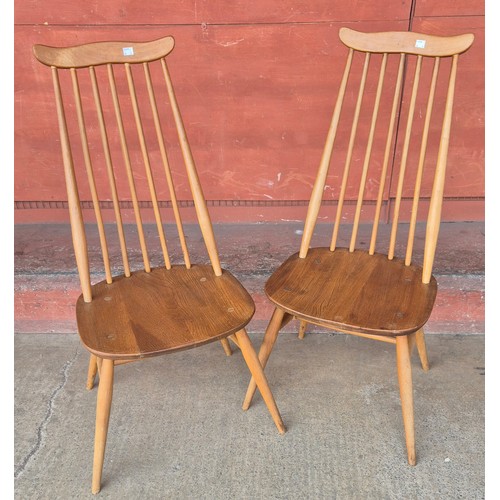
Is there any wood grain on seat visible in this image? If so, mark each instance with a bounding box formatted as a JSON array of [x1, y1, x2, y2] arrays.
[[77, 266, 255, 359], [265, 248, 437, 337]]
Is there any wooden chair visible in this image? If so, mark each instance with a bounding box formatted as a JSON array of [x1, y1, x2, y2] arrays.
[[32, 36, 285, 494], [243, 28, 474, 465]]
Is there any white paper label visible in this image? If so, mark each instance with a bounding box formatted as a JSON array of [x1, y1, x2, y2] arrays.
[[415, 39, 426, 49], [122, 47, 134, 56]]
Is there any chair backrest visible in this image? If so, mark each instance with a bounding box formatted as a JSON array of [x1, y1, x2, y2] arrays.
[[299, 28, 474, 284], [33, 36, 223, 303]]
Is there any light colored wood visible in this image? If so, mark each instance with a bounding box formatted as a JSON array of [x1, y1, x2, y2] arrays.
[[339, 27, 474, 57], [143, 62, 191, 269], [370, 54, 405, 255], [389, 55, 422, 260], [235, 329, 286, 435], [107, 64, 151, 272], [415, 328, 430, 371], [113, 359, 137, 366], [423, 55, 459, 284], [162, 59, 222, 276], [86, 354, 98, 390], [92, 358, 114, 495], [220, 338, 233, 356], [125, 62, 171, 269], [228, 334, 241, 349], [96, 356, 103, 376], [406, 58, 440, 266], [298, 320, 307, 339], [330, 52, 370, 251], [70, 68, 112, 284], [33, 36, 175, 68], [299, 49, 353, 258], [243, 307, 287, 410], [350, 53, 387, 252], [89, 66, 131, 277], [408, 332, 416, 353], [396, 335, 416, 465], [51, 67, 92, 303]]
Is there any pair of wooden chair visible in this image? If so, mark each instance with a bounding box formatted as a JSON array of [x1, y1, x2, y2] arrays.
[[33, 27, 473, 494]]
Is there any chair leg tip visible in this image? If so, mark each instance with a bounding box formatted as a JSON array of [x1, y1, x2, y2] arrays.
[[408, 454, 416, 466], [277, 423, 286, 435]]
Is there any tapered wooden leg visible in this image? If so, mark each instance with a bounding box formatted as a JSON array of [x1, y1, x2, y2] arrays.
[[408, 332, 416, 353], [298, 320, 307, 340], [87, 354, 99, 390], [415, 328, 430, 371], [92, 359, 114, 494], [396, 335, 416, 466], [243, 307, 286, 410], [235, 329, 286, 435], [220, 338, 233, 356], [96, 357, 103, 377]]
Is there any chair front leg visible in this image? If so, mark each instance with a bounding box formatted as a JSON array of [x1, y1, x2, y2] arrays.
[[92, 358, 114, 494], [396, 335, 416, 466], [236, 329, 286, 435], [243, 307, 287, 410]]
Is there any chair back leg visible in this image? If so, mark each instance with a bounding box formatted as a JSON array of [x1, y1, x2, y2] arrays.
[[243, 307, 287, 410], [235, 329, 286, 435], [415, 329, 430, 371]]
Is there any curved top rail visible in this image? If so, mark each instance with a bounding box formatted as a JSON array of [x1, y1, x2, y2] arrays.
[[33, 35, 175, 68], [339, 27, 474, 57]]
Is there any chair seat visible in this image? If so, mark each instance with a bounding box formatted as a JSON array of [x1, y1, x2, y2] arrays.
[[265, 247, 437, 336], [76, 265, 255, 359]]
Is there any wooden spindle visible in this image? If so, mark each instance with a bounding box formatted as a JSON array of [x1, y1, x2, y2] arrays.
[[89, 66, 131, 277], [330, 52, 370, 251], [349, 53, 387, 252], [423, 55, 459, 284], [388, 55, 422, 260], [51, 67, 92, 302], [370, 54, 405, 255], [161, 59, 222, 276], [70, 68, 112, 284], [107, 64, 151, 272], [143, 62, 191, 268], [405, 57, 440, 266], [299, 49, 354, 258], [125, 63, 171, 269]]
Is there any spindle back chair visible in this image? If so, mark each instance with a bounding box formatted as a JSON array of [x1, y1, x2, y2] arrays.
[[243, 27, 474, 465], [33, 35, 285, 494]]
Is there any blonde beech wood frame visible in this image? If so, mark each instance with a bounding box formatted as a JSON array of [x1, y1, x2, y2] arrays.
[[33, 35, 285, 494], [244, 28, 473, 466]]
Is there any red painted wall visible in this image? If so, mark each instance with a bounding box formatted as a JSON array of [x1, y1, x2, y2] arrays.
[[14, 1, 484, 223]]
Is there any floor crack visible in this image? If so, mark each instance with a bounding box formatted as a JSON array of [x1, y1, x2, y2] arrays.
[[14, 348, 80, 479]]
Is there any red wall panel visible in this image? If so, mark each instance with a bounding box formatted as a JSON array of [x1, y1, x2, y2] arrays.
[[14, 1, 484, 223]]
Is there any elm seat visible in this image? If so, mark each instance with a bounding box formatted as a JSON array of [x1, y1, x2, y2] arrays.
[[77, 266, 255, 359], [265, 248, 437, 337]]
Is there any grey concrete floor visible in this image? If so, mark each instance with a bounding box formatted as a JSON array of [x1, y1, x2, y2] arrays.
[[15, 332, 484, 499]]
